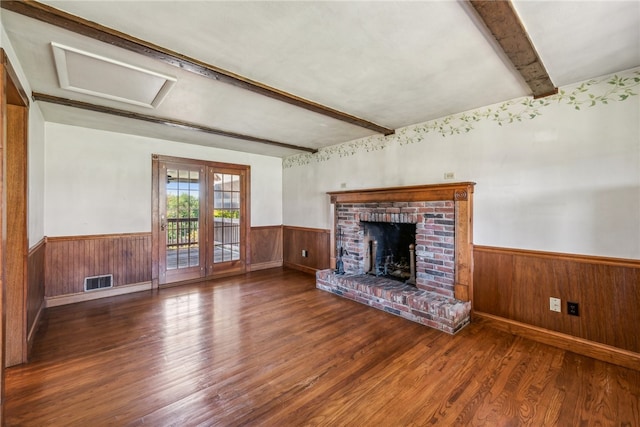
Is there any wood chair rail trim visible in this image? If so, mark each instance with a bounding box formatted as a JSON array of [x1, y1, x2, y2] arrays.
[[475, 245, 640, 269]]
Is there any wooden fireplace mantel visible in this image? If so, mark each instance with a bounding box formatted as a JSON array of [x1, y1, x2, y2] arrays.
[[327, 182, 476, 304], [328, 182, 475, 204]]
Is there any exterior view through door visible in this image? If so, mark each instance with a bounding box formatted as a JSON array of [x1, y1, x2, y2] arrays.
[[211, 171, 242, 265], [154, 155, 250, 285]]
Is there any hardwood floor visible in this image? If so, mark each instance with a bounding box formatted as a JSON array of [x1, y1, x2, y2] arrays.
[[5, 268, 639, 426]]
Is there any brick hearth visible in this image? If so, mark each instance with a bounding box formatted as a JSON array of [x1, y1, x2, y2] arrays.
[[316, 270, 470, 334]]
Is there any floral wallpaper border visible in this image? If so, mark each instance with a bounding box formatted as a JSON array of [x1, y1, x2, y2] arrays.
[[283, 68, 640, 169]]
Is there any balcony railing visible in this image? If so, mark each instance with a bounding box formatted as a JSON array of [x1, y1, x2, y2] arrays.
[[166, 217, 199, 248], [166, 218, 240, 267]]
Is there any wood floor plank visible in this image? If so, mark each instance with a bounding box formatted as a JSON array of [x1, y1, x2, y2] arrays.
[[4, 268, 639, 426]]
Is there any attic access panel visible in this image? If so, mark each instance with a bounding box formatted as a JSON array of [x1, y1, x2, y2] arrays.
[[51, 42, 176, 108]]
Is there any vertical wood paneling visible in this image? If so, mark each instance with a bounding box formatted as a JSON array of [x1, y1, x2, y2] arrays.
[[472, 250, 513, 318], [474, 246, 640, 354], [250, 226, 283, 270], [283, 226, 330, 274], [45, 233, 152, 298], [27, 239, 45, 351]]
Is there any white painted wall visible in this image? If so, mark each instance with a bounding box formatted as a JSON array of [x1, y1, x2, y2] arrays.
[[29, 106, 46, 245], [283, 69, 640, 259], [4, 9, 640, 261], [44, 123, 282, 236]]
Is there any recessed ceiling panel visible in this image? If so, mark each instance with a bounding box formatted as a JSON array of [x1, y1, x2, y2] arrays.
[[51, 42, 176, 108]]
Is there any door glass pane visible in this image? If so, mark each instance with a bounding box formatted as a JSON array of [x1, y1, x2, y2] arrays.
[[213, 173, 241, 263], [166, 168, 200, 270], [213, 174, 223, 208]]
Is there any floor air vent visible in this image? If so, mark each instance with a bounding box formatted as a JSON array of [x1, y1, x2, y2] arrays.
[[84, 274, 113, 291]]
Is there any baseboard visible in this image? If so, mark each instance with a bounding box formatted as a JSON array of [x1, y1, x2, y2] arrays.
[[283, 261, 320, 275], [45, 281, 153, 307], [249, 260, 283, 271], [27, 300, 45, 356], [474, 311, 640, 371]]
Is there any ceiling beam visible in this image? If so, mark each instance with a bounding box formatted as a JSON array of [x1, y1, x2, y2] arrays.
[[468, 0, 557, 98], [2, 0, 395, 136], [33, 92, 318, 154]]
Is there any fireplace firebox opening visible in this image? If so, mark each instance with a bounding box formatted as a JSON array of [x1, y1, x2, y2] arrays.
[[362, 221, 416, 284]]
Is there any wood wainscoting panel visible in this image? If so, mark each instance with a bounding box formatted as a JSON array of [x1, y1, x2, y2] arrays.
[[283, 226, 330, 274], [250, 225, 283, 271], [27, 238, 46, 353], [474, 246, 640, 358], [45, 233, 152, 298]]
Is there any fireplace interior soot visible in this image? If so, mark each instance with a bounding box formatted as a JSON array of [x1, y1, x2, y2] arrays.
[[362, 221, 416, 284]]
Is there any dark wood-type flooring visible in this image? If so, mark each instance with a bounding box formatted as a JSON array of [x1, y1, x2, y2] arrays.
[[5, 268, 639, 426]]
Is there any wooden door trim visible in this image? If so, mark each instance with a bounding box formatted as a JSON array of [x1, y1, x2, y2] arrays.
[[1, 48, 31, 419], [151, 155, 160, 288], [2, 51, 29, 107], [5, 104, 28, 366], [154, 154, 253, 171]]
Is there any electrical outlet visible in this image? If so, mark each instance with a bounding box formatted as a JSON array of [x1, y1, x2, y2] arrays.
[[444, 172, 455, 180], [549, 297, 561, 313], [567, 301, 580, 316], [301, 250, 308, 258]]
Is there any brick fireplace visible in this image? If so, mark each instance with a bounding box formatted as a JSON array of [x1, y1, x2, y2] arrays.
[[316, 183, 475, 334], [337, 201, 456, 296]]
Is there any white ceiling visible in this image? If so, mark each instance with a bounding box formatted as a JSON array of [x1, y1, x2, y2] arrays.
[[2, 1, 639, 158]]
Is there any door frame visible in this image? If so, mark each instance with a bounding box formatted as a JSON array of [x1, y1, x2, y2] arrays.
[[0, 48, 30, 419], [151, 154, 251, 287]]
